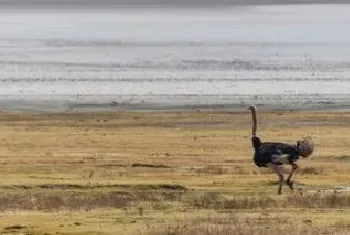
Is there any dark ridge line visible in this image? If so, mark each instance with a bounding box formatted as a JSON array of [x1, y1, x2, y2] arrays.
[[0, 183, 187, 190]]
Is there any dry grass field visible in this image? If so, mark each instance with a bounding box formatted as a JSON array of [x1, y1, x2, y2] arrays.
[[0, 108, 349, 234]]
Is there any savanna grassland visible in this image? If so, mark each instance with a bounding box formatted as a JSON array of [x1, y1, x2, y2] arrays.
[[0, 108, 349, 235]]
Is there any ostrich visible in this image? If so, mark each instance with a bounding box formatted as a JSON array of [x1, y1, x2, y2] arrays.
[[248, 105, 314, 195]]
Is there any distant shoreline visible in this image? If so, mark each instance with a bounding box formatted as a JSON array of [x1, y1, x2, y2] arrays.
[[0, 94, 350, 113], [1, 4, 349, 113]]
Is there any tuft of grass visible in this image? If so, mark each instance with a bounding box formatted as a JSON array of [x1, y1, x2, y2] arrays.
[[184, 191, 350, 210], [335, 155, 350, 162], [156, 219, 349, 235], [152, 212, 350, 235], [298, 166, 325, 175], [0, 191, 133, 212], [192, 165, 252, 175]]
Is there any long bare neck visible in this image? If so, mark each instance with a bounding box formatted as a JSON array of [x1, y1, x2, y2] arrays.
[[250, 107, 257, 137]]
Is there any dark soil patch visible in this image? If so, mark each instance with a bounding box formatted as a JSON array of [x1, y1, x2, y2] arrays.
[[131, 163, 170, 168]]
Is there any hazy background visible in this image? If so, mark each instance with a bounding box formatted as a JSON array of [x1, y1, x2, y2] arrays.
[[1, 0, 350, 8], [0, 2, 350, 111]]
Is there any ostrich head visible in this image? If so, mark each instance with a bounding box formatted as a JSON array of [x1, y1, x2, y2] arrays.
[[248, 105, 256, 111], [297, 136, 314, 158]]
